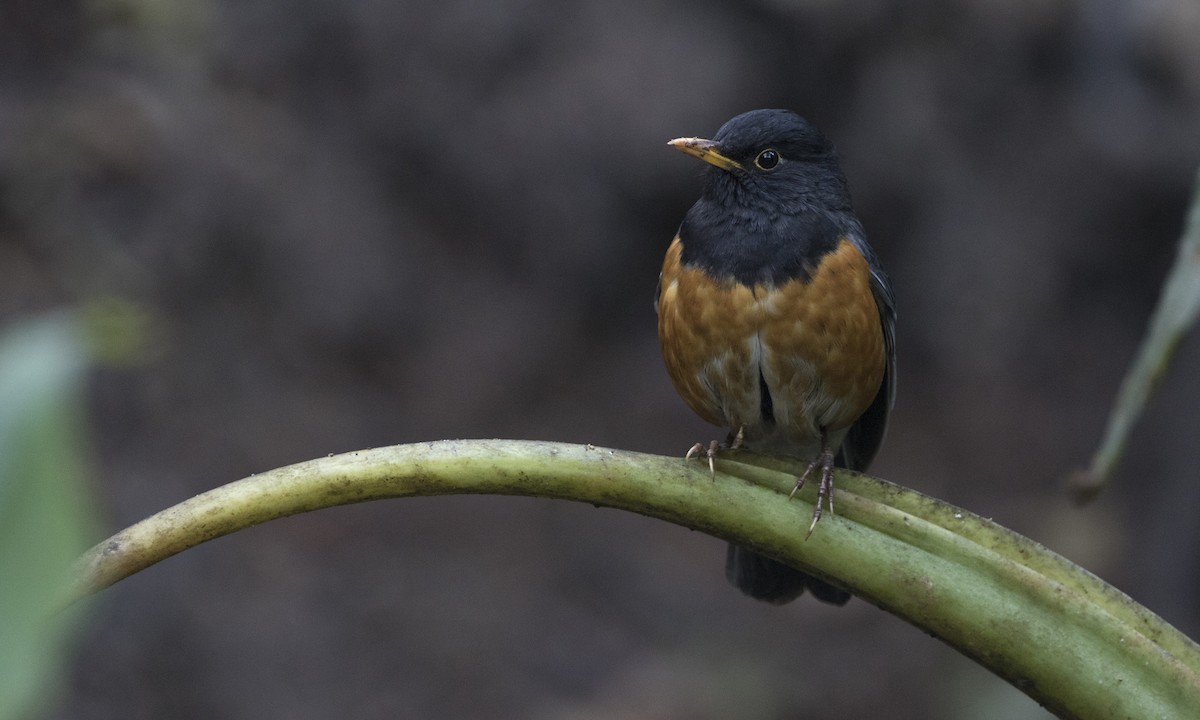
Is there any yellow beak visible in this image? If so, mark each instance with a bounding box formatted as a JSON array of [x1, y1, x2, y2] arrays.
[[668, 137, 744, 172]]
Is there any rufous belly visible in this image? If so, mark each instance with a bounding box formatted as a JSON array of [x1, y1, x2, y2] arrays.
[[658, 236, 885, 450]]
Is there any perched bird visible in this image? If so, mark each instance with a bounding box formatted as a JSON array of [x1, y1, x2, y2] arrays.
[[656, 109, 896, 605]]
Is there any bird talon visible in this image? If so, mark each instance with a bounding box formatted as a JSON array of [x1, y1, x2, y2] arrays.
[[789, 459, 817, 499], [795, 434, 837, 540], [805, 508, 821, 540], [805, 466, 835, 539], [683, 438, 725, 479]]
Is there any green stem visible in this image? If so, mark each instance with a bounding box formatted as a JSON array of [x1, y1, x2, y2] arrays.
[[1073, 165, 1200, 502], [70, 439, 1200, 719]]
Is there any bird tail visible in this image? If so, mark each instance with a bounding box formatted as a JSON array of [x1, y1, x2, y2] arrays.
[[725, 544, 850, 605], [725, 442, 866, 606]]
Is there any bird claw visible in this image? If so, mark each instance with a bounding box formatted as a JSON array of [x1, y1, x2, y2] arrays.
[[683, 427, 744, 479], [789, 441, 836, 540], [685, 440, 719, 477]]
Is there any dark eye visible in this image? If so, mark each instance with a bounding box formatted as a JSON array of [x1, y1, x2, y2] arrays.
[[754, 148, 780, 170]]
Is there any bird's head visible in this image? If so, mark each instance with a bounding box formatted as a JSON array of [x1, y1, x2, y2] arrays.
[[669, 109, 851, 213]]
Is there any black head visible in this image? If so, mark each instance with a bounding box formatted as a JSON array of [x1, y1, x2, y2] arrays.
[[669, 109, 851, 213]]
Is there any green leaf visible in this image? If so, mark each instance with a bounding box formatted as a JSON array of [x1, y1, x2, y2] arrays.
[[0, 313, 96, 720]]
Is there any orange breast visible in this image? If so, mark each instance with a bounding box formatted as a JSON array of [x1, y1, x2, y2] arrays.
[[657, 235, 885, 447]]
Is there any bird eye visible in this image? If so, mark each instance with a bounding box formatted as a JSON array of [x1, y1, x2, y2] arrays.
[[754, 149, 780, 170]]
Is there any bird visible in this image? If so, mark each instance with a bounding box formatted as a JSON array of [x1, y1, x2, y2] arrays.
[[656, 109, 896, 605]]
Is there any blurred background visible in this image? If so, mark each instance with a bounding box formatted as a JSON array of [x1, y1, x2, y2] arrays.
[[3, 0, 1199, 717]]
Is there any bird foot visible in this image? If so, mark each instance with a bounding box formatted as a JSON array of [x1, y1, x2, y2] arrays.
[[788, 441, 836, 539], [684, 426, 744, 478]]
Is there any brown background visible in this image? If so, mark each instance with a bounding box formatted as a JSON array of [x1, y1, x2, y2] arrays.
[[3, 1, 1199, 718]]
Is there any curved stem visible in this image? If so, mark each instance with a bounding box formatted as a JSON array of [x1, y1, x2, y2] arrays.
[[70, 439, 1200, 719]]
